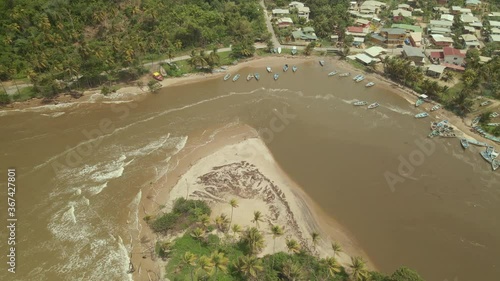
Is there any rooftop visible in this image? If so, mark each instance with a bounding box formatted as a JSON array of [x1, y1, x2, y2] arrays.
[[272, 9, 290, 14], [348, 26, 365, 33], [490, 20, 500, 27], [441, 14, 454, 21], [391, 24, 423, 32], [465, 0, 481, 5], [431, 34, 454, 43], [381, 28, 406, 35], [461, 34, 478, 41], [428, 64, 446, 74], [403, 45, 425, 58], [355, 53, 376, 64], [410, 32, 422, 41], [443, 47, 465, 57], [430, 51, 444, 59], [393, 9, 412, 17], [490, 34, 500, 42], [365, 46, 387, 57], [430, 20, 453, 27]]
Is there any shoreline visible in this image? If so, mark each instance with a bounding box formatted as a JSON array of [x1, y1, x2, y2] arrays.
[[132, 123, 374, 281]]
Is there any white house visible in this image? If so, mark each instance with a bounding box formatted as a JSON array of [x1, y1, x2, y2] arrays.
[[441, 14, 454, 21], [490, 34, 500, 42], [297, 6, 310, 21], [461, 34, 480, 48], [430, 20, 453, 29], [289, 1, 305, 9], [272, 9, 290, 17], [443, 47, 465, 65]]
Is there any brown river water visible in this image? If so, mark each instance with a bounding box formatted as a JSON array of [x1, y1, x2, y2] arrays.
[[0, 60, 499, 281]]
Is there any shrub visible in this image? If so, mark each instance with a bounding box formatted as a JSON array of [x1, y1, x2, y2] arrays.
[[0, 93, 11, 105], [150, 212, 179, 233]]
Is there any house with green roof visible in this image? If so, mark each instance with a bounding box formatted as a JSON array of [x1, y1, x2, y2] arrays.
[[291, 27, 318, 44], [391, 24, 423, 33]]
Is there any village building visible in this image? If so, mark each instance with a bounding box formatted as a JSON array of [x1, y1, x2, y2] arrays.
[[490, 28, 500, 35], [380, 28, 406, 45], [465, 0, 481, 9], [353, 53, 378, 65], [391, 24, 422, 33], [468, 21, 483, 29], [346, 26, 368, 37], [460, 14, 480, 24], [443, 47, 465, 65], [488, 12, 500, 18], [272, 9, 290, 17], [289, 1, 305, 9], [440, 14, 454, 21], [463, 26, 476, 33], [490, 34, 500, 43], [409, 32, 422, 47], [355, 18, 371, 27], [392, 9, 412, 21], [427, 65, 447, 78], [461, 34, 480, 48], [398, 4, 412, 11], [490, 21, 500, 29], [430, 20, 453, 29], [364, 46, 387, 58], [359, 1, 386, 15], [429, 27, 452, 36], [434, 7, 450, 14], [430, 34, 454, 47], [402, 45, 425, 65], [277, 17, 294, 28], [297, 6, 310, 21], [291, 27, 317, 44]]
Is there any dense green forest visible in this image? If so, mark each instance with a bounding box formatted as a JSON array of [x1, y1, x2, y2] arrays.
[[0, 0, 267, 98], [148, 198, 426, 281]]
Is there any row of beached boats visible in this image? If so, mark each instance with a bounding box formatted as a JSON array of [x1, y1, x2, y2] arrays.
[[460, 138, 499, 171], [224, 64, 299, 82], [428, 120, 456, 138]]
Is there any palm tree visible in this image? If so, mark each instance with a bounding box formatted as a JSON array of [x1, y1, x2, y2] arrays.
[[180, 252, 197, 281], [197, 255, 214, 278], [322, 257, 341, 278], [251, 211, 264, 228], [241, 227, 265, 255], [229, 198, 239, 230], [210, 250, 229, 279], [270, 224, 284, 267], [281, 260, 306, 281], [310, 232, 320, 254], [331, 241, 342, 259], [198, 214, 211, 231], [232, 224, 242, 240], [191, 227, 205, 249], [285, 238, 301, 254], [234, 255, 264, 280], [214, 214, 229, 233], [350, 256, 369, 281]]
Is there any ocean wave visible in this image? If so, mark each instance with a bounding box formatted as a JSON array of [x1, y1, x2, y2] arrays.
[[385, 105, 412, 116], [41, 112, 66, 118]]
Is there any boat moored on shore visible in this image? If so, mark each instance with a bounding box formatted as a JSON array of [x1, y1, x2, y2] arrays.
[[319, 60, 325, 66], [274, 73, 279, 80], [365, 82, 375, 87], [353, 101, 368, 106], [254, 73, 260, 80], [292, 66, 298, 72], [368, 102, 379, 109], [460, 138, 469, 149], [232, 74, 240, 82], [328, 71, 337, 76], [223, 73, 231, 81], [266, 66, 272, 73], [415, 112, 429, 118], [246, 74, 254, 81]]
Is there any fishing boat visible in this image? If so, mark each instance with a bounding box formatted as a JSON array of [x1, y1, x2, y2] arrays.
[[487, 123, 500, 126], [471, 116, 481, 127], [430, 104, 441, 111], [319, 60, 325, 66], [480, 101, 491, 106], [254, 73, 260, 81], [283, 64, 289, 72], [266, 66, 272, 73], [152, 72, 164, 81], [277, 47, 282, 54], [365, 82, 375, 87], [232, 74, 240, 82], [492, 159, 499, 171], [355, 75, 365, 82], [428, 130, 439, 138], [460, 138, 469, 149], [368, 102, 379, 109], [246, 74, 254, 81], [159, 66, 167, 77], [440, 133, 457, 138], [223, 73, 231, 81], [467, 139, 489, 147], [415, 98, 424, 107], [291, 46, 298, 55], [415, 112, 429, 118], [340, 72, 350, 77], [292, 66, 298, 72], [353, 101, 368, 106], [353, 74, 362, 80], [274, 73, 279, 80], [490, 112, 499, 118], [328, 71, 337, 76], [480, 150, 493, 163]]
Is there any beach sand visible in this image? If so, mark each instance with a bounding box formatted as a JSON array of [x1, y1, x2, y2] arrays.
[[131, 123, 371, 281]]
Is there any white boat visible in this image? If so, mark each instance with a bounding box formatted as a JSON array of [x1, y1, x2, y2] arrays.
[[368, 102, 379, 109], [283, 64, 289, 72], [415, 112, 429, 118], [277, 47, 282, 54], [328, 71, 337, 76], [291, 46, 297, 55], [223, 73, 231, 81], [274, 73, 279, 80], [246, 74, 254, 81], [353, 74, 362, 80], [266, 66, 272, 73], [232, 74, 240, 82], [365, 82, 375, 87], [490, 112, 499, 118], [487, 123, 500, 126], [460, 138, 469, 149], [480, 101, 491, 106], [415, 98, 424, 107], [292, 66, 298, 72], [430, 104, 441, 111], [319, 60, 325, 66], [467, 139, 489, 147], [492, 159, 499, 171], [353, 101, 368, 106], [355, 76, 365, 82], [254, 73, 260, 81], [471, 116, 481, 127], [340, 72, 350, 77]]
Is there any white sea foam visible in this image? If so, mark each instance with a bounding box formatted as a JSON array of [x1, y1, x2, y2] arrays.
[[385, 105, 412, 116], [41, 112, 66, 118], [87, 182, 108, 196]]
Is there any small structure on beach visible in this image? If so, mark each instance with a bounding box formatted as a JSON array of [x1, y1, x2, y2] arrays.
[[427, 65, 446, 78]]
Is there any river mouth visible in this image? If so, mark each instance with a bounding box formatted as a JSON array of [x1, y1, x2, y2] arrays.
[[1, 57, 499, 281]]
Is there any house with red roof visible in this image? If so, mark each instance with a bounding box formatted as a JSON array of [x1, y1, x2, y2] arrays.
[[443, 47, 465, 65]]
